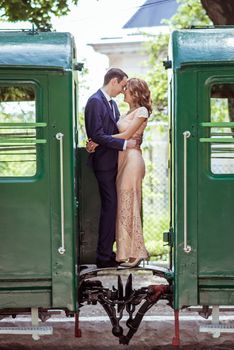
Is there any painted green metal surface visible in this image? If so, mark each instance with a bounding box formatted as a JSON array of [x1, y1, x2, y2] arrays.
[[172, 69, 198, 308], [171, 27, 234, 69], [0, 31, 74, 70], [170, 28, 234, 309], [48, 71, 78, 311], [0, 32, 78, 311], [197, 69, 234, 305], [0, 73, 52, 307]]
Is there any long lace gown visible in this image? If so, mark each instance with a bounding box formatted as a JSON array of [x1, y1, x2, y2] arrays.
[[116, 106, 149, 262]]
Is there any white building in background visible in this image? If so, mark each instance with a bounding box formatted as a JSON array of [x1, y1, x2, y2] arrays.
[[89, 32, 150, 76]]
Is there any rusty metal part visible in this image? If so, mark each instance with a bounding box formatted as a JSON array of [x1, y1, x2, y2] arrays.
[[172, 309, 180, 347], [198, 305, 212, 319], [79, 267, 173, 345], [75, 312, 82, 337]]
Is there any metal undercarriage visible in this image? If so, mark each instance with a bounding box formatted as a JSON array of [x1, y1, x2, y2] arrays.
[[78, 265, 173, 344]]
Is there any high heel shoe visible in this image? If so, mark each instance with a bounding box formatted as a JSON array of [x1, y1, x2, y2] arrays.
[[143, 250, 150, 267], [120, 257, 145, 268]]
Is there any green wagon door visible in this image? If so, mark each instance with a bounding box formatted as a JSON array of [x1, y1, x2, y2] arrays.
[[198, 70, 234, 305], [0, 75, 53, 307]]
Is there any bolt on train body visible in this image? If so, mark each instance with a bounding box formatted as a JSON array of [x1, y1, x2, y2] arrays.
[[0, 27, 234, 345]]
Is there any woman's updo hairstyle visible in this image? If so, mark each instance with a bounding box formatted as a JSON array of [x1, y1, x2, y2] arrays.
[[127, 78, 152, 115]]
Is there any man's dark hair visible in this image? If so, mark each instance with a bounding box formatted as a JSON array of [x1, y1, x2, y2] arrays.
[[103, 68, 128, 85]]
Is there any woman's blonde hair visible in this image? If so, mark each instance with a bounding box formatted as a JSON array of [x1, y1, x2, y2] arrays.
[[127, 78, 152, 114]]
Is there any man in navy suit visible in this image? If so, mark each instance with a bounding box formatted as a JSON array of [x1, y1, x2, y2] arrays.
[[85, 68, 137, 268]]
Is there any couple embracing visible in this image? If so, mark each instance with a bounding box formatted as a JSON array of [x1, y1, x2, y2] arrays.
[[85, 68, 152, 268]]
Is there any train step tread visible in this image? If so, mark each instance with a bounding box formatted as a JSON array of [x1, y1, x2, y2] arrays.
[[0, 326, 53, 335]]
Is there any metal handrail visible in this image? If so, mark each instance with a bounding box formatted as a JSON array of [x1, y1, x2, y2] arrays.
[[201, 122, 234, 127], [56, 132, 65, 255], [200, 138, 234, 143], [0, 123, 47, 129], [0, 139, 46, 144], [183, 130, 192, 254]]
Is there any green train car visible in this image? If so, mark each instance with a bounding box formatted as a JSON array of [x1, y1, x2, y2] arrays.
[[1, 27, 234, 346], [168, 27, 234, 342], [0, 30, 79, 336]]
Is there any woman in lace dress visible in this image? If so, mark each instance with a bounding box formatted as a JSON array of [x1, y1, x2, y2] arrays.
[[111, 78, 152, 267]]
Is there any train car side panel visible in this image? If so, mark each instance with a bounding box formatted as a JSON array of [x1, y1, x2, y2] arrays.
[[173, 68, 198, 309], [49, 71, 77, 311]]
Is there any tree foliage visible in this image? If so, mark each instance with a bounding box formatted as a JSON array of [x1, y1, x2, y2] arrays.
[[0, 0, 78, 30], [168, 0, 210, 29], [146, 0, 211, 123]]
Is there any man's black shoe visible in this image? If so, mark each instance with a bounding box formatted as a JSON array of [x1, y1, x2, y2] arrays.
[[96, 259, 119, 268], [111, 252, 116, 260]]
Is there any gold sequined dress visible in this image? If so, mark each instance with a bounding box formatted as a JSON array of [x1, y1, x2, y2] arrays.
[[116, 106, 149, 262]]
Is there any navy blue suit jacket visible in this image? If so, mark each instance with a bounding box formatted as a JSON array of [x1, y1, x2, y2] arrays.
[[85, 89, 125, 171]]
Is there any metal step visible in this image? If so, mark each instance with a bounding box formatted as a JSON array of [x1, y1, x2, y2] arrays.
[[200, 324, 234, 338], [0, 326, 53, 338]]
